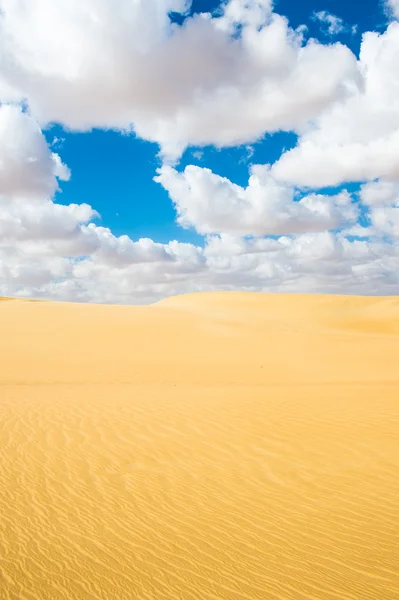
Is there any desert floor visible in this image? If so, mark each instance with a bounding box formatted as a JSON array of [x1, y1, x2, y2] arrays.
[[1, 293, 398, 599]]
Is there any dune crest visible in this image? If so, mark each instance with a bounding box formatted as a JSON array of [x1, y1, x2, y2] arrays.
[[1, 293, 398, 599]]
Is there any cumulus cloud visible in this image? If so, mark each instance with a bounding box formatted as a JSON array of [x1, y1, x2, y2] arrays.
[[359, 180, 399, 239], [369, 206, 399, 238], [155, 164, 358, 235], [3, 228, 399, 304], [359, 180, 399, 206], [202, 231, 399, 296], [385, 0, 399, 19], [0, 106, 207, 301], [0, 103, 397, 303], [1, 2, 399, 301], [0, 104, 70, 199], [272, 23, 399, 187], [0, 207, 207, 303], [0, 186, 204, 278], [219, 0, 273, 30], [0, 0, 358, 159]]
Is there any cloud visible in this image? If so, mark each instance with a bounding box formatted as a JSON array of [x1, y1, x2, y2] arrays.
[[2, 226, 399, 304], [0, 0, 358, 159], [0, 104, 70, 199], [192, 150, 204, 161], [0, 106, 207, 301], [0, 205, 207, 303], [359, 180, 399, 206], [0, 3, 399, 302], [0, 190, 204, 271], [155, 164, 358, 235], [201, 231, 399, 297], [0, 105, 397, 303], [385, 0, 399, 19], [368, 206, 399, 238], [272, 23, 399, 187], [359, 180, 399, 239], [311, 11, 352, 36], [219, 0, 273, 30]]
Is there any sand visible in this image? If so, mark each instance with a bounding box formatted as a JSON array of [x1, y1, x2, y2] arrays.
[[0, 292, 398, 600]]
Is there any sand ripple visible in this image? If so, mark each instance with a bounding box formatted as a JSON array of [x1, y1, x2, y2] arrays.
[[0, 294, 398, 599]]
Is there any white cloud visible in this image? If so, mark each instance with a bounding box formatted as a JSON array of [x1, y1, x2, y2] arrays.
[[272, 23, 399, 187], [0, 2, 399, 302], [155, 164, 358, 235], [204, 234, 282, 257], [311, 11, 347, 36], [218, 0, 273, 31], [0, 0, 358, 159], [385, 0, 399, 19], [3, 226, 399, 303], [0, 106, 207, 301], [0, 198, 95, 244], [0, 204, 208, 303], [369, 206, 399, 237], [0, 104, 70, 199], [202, 231, 399, 296], [341, 224, 376, 239], [359, 180, 399, 239], [0, 189, 204, 271], [359, 180, 399, 206], [0, 104, 396, 303], [192, 150, 204, 161]]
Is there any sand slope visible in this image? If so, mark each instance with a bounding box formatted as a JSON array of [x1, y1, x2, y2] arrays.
[[0, 293, 398, 599]]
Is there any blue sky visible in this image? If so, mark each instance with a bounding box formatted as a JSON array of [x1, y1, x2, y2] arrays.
[[1, 0, 398, 302], [46, 0, 389, 248], [49, 126, 300, 245]]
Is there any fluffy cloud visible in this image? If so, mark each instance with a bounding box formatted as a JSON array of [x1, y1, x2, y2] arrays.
[[359, 180, 399, 206], [272, 23, 399, 187], [0, 104, 398, 303], [0, 210, 207, 303], [1, 147, 397, 302], [0, 104, 70, 199], [156, 164, 358, 235], [0, 186, 206, 285], [2, 229, 398, 303], [359, 180, 399, 239], [1, 2, 399, 302], [386, 0, 399, 19], [0, 104, 207, 301], [0, 0, 358, 159], [369, 206, 399, 238], [219, 0, 273, 30]]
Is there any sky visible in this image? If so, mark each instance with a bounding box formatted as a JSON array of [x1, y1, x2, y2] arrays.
[[0, 0, 399, 304]]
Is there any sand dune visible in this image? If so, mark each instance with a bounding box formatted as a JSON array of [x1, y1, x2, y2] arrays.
[[0, 293, 398, 599]]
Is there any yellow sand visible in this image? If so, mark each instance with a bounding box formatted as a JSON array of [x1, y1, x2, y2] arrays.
[[1, 293, 398, 600]]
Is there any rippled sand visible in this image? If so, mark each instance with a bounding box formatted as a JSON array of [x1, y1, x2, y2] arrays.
[[1, 293, 399, 600]]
